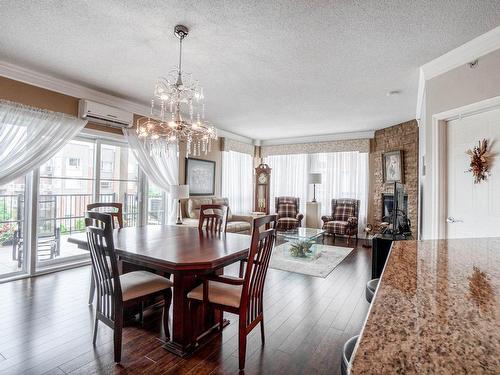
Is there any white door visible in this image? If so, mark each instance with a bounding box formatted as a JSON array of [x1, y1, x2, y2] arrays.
[[446, 108, 500, 238]]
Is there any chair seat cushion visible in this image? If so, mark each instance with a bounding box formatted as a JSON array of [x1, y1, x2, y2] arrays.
[[120, 271, 173, 301], [277, 217, 299, 230], [226, 221, 251, 233], [324, 220, 349, 234], [187, 277, 243, 308]]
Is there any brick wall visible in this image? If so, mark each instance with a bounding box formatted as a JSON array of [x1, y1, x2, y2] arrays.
[[369, 120, 418, 234]]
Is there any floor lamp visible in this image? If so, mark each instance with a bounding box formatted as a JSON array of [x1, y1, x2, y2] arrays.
[[171, 184, 189, 225]]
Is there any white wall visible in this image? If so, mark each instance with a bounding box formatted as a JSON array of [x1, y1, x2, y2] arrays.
[[420, 48, 500, 238]]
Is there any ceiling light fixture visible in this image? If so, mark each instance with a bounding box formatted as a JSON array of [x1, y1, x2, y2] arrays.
[[386, 90, 401, 97], [136, 24, 217, 157]]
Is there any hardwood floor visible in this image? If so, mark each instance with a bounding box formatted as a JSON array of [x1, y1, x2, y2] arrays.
[[0, 237, 371, 375]]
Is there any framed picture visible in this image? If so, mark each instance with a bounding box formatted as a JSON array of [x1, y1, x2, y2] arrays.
[[382, 150, 404, 183], [185, 157, 216, 196]]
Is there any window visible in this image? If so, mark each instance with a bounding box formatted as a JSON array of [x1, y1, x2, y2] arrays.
[[67, 157, 80, 168], [310, 152, 369, 228], [99, 143, 139, 227], [0, 123, 182, 277], [100, 181, 112, 190], [265, 151, 369, 228], [147, 183, 168, 225], [0, 176, 27, 278], [221, 151, 253, 214], [37, 139, 95, 268], [265, 154, 309, 213], [101, 160, 113, 172]]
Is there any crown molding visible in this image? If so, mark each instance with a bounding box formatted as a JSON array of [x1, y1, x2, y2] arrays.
[[416, 26, 500, 122], [259, 130, 374, 146], [0, 60, 152, 116], [421, 26, 500, 80], [217, 128, 255, 145], [0, 60, 256, 144]]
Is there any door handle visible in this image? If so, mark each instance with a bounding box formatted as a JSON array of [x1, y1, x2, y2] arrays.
[[446, 217, 463, 223]]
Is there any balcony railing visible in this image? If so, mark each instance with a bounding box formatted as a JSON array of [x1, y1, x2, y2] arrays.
[[0, 193, 139, 240]]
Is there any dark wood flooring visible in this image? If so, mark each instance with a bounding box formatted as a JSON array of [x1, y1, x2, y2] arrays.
[[0, 237, 371, 375]]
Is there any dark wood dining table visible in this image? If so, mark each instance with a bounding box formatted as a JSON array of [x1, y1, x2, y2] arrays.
[[68, 224, 251, 356]]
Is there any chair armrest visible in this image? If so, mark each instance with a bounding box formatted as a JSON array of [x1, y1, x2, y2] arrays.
[[296, 213, 304, 222], [231, 214, 253, 224], [321, 215, 334, 223], [201, 274, 244, 285], [347, 216, 358, 227]]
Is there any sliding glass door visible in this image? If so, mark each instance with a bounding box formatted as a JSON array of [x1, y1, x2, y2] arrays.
[[0, 132, 172, 279], [147, 182, 168, 225], [36, 139, 95, 269], [99, 142, 140, 227], [0, 176, 27, 278]]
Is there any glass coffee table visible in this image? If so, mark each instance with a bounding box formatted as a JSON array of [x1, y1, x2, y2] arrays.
[[276, 227, 325, 261]]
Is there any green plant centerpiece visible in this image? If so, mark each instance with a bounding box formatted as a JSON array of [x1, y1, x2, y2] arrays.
[[289, 239, 314, 258]]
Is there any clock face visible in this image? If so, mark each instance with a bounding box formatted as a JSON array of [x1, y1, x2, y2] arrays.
[[258, 173, 267, 184]]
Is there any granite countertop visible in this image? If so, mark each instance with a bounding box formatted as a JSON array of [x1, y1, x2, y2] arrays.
[[350, 238, 500, 374]]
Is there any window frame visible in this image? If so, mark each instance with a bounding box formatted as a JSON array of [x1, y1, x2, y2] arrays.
[[33, 132, 146, 275]]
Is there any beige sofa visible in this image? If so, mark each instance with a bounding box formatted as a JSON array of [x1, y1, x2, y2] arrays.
[[181, 197, 253, 234]]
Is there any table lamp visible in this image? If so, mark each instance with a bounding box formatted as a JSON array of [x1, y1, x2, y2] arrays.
[[308, 173, 322, 202], [171, 184, 189, 224]]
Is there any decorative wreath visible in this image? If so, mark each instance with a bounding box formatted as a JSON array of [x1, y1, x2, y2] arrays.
[[466, 139, 491, 184]]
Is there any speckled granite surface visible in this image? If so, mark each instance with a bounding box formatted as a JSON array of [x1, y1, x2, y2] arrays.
[[350, 238, 500, 375]]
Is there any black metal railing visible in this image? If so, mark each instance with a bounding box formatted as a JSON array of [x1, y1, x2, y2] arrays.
[[0, 194, 24, 246], [0, 193, 139, 241]]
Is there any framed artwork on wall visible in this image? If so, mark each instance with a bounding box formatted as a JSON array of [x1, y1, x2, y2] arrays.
[[185, 157, 216, 196], [382, 150, 404, 183]]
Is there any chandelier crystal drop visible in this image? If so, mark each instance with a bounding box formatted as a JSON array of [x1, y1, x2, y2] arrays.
[[136, 24, 217, 157]]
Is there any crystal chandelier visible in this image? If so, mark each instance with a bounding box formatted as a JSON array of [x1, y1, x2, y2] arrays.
[[136, 25, 217, 157]]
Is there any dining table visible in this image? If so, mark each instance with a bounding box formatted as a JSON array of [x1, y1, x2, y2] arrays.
[[68, 224, 251, 356]]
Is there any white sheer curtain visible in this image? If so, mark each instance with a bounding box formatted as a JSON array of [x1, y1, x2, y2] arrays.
[[265, 154, 309, 213], [221, 150, 253, 214], [0, 100, 87, 185], [125, 129, 179, 224], [310, 151, 369, 229]]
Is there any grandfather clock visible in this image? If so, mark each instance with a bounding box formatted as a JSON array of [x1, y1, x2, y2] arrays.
[[254, 163, 271, 214]]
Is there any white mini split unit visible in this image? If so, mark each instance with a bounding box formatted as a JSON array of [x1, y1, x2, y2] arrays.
[[78, 99, 134, 128]]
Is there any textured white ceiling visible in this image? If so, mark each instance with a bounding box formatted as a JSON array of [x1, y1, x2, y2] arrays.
[[1, 1, 499, 140]]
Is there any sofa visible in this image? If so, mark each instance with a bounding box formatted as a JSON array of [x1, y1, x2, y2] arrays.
[[321, 198, 359, 244], [181, 197, 253, 234]]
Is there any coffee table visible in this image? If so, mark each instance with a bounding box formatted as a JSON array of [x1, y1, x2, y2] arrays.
[[276, 227, 325, 261]]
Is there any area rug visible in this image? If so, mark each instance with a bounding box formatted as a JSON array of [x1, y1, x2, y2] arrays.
[[269, 243, 353, 278]]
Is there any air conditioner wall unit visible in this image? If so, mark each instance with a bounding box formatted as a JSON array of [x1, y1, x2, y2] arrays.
[[78, 99, 134, 128]]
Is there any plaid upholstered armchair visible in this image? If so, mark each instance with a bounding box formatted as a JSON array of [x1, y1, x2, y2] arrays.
[[321, 199, 360, 244], [275, 196, 304, 231]]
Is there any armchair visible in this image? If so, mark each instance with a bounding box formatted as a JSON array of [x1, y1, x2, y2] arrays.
[[275, 196, 303, 231], [322, 199, 360, 244]]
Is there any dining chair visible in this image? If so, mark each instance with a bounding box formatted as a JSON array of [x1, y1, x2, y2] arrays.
[[85, 211, 173, 363], [198, 204, 228, 234], [86, 202, 123, 305], [87, 202, 124, 229], [187, 214, 277, 370]]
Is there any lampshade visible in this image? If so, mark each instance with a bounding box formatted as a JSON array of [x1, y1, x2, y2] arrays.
[[308, 173, 322, 184], [170, 184, 189, 199]]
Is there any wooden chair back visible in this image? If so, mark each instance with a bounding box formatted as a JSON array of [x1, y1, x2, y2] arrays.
[[87, 202, 124, 229], [198, 204, 228, 234], [241, 214, 277, 328], [85, 211, 122, 320]]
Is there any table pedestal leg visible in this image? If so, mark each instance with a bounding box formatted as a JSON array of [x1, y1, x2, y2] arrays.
[[163, 272, 225, 356]]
